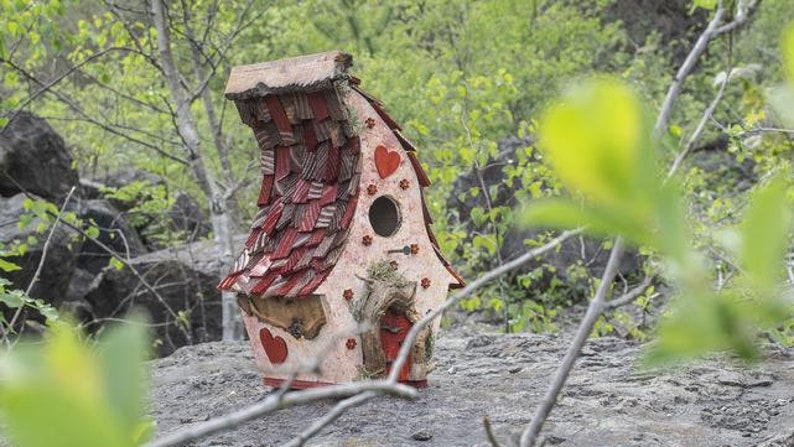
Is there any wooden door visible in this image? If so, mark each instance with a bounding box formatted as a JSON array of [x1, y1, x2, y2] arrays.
[[379, 306, 413, 381]]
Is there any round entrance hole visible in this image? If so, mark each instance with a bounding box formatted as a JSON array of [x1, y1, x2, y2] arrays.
[[369, 196, 401, 237]]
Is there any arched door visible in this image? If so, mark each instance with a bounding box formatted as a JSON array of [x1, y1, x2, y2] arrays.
[[379, 306, 413, 381]]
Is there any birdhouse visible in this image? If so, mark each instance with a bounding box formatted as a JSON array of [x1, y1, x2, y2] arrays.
[[219, 51, 464, 389]]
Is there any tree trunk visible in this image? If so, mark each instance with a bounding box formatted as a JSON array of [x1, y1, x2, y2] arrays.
[[150, 0, 240, 341]]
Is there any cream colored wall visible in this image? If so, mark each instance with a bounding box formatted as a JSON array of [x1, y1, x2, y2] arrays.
[[244, 90, 458, 385]]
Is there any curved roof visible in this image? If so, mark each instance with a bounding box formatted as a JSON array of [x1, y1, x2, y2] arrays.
[[219, 52, 463, 298]]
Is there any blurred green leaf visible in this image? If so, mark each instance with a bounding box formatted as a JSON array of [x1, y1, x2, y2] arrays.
[[643, 292, 759, 367], [537, 77, 652, 209], [520, 199, 650, 247], [98, 315, 150, 438], [0, 319, 149, 447], [783, 21, 794, 82], [738, 174, 791, 290], [0, 289, 25, 308], [691, 0, 717, 11]]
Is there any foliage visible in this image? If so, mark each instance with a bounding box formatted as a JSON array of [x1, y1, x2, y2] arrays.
[[522, 70, 793, 362], [0, 318, 152, 447]]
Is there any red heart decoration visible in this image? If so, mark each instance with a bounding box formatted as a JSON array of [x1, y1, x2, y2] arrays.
[[259, 327, 287, 364], [374, 145, 401, 179]]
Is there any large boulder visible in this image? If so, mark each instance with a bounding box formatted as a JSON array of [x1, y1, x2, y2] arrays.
[[72, 199, 148, 274], [167, 192, 211, 243], [82, 236, 244, 356], [0, 193, 80, 305], [0, 112, 79, 202]]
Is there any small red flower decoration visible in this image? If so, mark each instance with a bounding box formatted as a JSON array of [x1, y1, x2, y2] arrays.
[[346, 338, 357, 350], [410, 244, 419, 255], [362, 235, 373, 246], [421, 277, 431, 289], [389, 260, 399, 270], [366, 184, 378, 195], [343, 289, 354, 301], [365, 117, 376, 129], [399, 179, 410, 190]]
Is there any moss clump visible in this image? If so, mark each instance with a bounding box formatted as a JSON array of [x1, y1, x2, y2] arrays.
[[367, 260, 409, 286]]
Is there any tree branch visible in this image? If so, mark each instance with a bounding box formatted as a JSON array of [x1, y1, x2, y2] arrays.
[[520, 238, 625, 446], [146, 381, 417, 447], [6, 187, 76, 336], [603, 275, 654, 310], [654, 5, 727, 136], [0, 58, 188, 164]]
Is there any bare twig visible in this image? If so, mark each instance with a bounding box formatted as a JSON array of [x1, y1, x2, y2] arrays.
[[483, 416, 502, 447], [7, 187, 76, 336], [667, 17, 735, 179], [520, 238, 625, 446], [0, 58, 188, 164], [603, 275, 654, 310], [282, 391, 379, 447], [654, 5, 726, 136], [146, 381, 417, 447]]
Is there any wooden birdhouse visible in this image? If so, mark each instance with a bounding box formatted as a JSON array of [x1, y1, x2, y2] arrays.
[[219, 51, 465, 389]]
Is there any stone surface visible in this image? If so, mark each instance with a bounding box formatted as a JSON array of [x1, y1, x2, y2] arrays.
[[148, 329, 794, 446], [0, 112, 79, 202]]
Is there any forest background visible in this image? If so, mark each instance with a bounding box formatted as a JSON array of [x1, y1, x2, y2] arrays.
[[2, 0, 794, 445]]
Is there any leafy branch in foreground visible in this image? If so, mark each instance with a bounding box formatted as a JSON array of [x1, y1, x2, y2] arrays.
[[518, 13, 794, 447], [0, 317, 152, 447]]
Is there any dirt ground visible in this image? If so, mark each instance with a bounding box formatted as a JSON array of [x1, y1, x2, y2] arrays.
[[148, 327, 794, 447]]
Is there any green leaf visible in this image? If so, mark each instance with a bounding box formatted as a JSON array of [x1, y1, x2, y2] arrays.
[[783, 21, 794, 83], [109, 257, 125, 271], [537, 77, 653, 209], [691, 0, 717, 11], [643, 292, 759, 367], [0, 258, 21, 272], [519, 199, 650, 246], [0, 289, 25, 308], [0, 324, 131, 447], [97, 316, 149, 438], [737, 174, 791, 290]]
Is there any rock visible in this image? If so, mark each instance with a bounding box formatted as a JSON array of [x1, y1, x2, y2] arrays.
[[411, 431, 433, 441], [72, 199, 148, 274], [165, 192, 211, 243], [0, 193, 80, 306], [82, 236, 245, 356], [0, 112, 79, 202], [146, 330, 794, 446]]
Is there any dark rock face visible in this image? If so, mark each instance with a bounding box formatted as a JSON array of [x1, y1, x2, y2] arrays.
[[73, 199, 148, 274], [0, 112, 79, 202], [0, 193, 80, 305], [605, 0, 710, 65], [166, 193, 211, 243], [83, 237, 227, 356]]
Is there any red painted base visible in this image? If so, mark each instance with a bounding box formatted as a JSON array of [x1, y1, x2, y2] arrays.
[[263, 377, 428, 390]]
